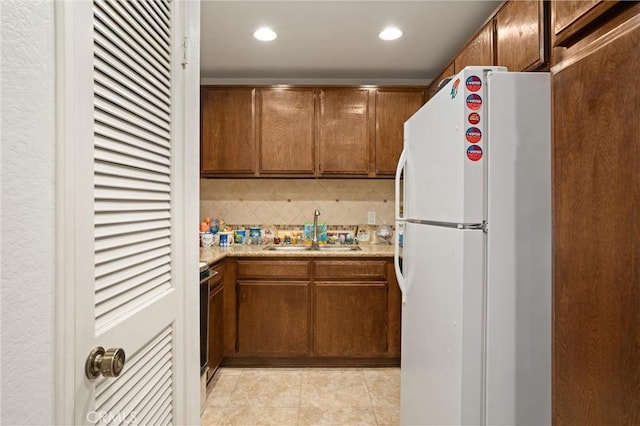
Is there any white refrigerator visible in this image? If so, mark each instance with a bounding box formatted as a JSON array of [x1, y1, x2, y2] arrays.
[[394, 67, 551, 426]]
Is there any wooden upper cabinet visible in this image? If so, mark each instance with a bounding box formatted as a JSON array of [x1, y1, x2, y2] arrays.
[[258, 88, 315, 175], [201, 87, 256, 175], [429, 62, 455, 98], [374, 89, 425, 175], [552, 14, 640, 424], [496, 0, 548, 71], [201, 85, 426, 178], [454, 20, 495, 73], [553, 0, 620, 46], [318, 88, 371, 176]]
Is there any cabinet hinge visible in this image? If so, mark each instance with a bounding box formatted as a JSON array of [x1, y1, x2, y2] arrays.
[[182, 37, 188, 68]]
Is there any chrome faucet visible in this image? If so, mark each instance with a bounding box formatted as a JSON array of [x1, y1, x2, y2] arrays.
[[312, 209, 321, 250]]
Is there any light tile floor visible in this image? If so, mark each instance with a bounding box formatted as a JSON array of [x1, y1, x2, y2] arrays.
[[201, 367, 400, 426]]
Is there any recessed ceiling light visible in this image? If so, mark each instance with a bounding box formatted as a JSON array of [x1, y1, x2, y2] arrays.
[[253, 27, 277, 42], [379, 27, 403, 41]]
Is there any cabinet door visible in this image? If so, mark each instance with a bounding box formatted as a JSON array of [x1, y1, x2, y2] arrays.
[[237, 281, 309, 354], [207, 283, 224, 376], [259, 88, 315, 175], [454, 20, 495, 73], [201, 87, 256, 175], [314, 282, 388, 356], [318, 88, 371, 175], [553, 0, 619, 46], [386, 262, 402, 357], [552, 18, 640, 424], [496, 0, 547, 71], [375, 89, 425, 175]]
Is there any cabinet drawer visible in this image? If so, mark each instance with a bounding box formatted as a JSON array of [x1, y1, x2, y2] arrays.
[[237, 260, 311, 280], [314, 260, 387, 280]]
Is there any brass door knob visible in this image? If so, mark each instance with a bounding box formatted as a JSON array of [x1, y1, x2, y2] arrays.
[[85, 346, 126, 380]]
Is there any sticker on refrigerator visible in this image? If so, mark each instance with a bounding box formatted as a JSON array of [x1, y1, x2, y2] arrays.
[[465, 127, 482, 143], [468, 112, 480, 125], [450, 78, 460, 99], [466, 145, 483, 161], [466, 94, 482, 110], [465, 75, 482, 92]]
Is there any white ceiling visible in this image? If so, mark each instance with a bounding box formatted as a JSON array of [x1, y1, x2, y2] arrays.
[[200, 1, 501, 85]]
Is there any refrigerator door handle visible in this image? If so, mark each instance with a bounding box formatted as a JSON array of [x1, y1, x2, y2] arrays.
[[395, 148, 407, 221], [394, 220, 407, 303], [395, 148, 408, 303]]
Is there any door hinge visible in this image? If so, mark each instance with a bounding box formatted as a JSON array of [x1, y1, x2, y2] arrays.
[[182, 37, 188, 68]]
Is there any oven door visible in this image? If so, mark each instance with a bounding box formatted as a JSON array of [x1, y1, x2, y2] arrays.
[[199, 269, 211, 375]]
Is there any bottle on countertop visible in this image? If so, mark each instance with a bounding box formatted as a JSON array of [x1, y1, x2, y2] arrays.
[[376, 224, 393, 244]]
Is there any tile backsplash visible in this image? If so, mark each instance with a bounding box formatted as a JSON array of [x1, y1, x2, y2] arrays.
[[200, 179, 395, 227]]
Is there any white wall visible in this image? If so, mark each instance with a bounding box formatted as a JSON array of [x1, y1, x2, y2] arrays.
[[1, 1, 55, 424]]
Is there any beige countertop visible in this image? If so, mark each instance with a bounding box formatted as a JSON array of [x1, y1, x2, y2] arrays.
[[200, 244, 395, 266]]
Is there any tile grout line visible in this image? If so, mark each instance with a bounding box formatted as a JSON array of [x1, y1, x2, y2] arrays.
[[362, 368, 381, 426], [217, 369, 242, 426], [296, 369, 304, 426]]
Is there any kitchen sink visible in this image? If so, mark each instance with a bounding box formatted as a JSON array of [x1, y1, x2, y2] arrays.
[[264, 246, 311, 252], [316, 246, 361, 251], [263, 246, 361, 252]]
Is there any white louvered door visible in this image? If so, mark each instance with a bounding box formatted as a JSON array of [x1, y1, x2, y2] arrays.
[[61, 0, 198, 424]]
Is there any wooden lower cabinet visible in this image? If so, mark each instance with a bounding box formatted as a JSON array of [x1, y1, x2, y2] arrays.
[[223, 257, 401, 366], [314, 282, 387, 356], [237, 281, 309, 355]]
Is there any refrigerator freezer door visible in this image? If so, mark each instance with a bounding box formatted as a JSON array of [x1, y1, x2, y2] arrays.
[[403, 68, 492, 225], [400, 223, 485, 425]]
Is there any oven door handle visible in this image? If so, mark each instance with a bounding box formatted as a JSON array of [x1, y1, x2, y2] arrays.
[[200, 269, 219, 284]]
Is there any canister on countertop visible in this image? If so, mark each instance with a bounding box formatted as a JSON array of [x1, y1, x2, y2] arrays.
[[218, 231, 234, 246], [219, 233, 228, 247], [234, 229, 246, 243], [249, 226, 262, 244]]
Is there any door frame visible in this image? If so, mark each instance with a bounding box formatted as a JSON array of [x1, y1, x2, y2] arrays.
[[53, 1, 201, 424]]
